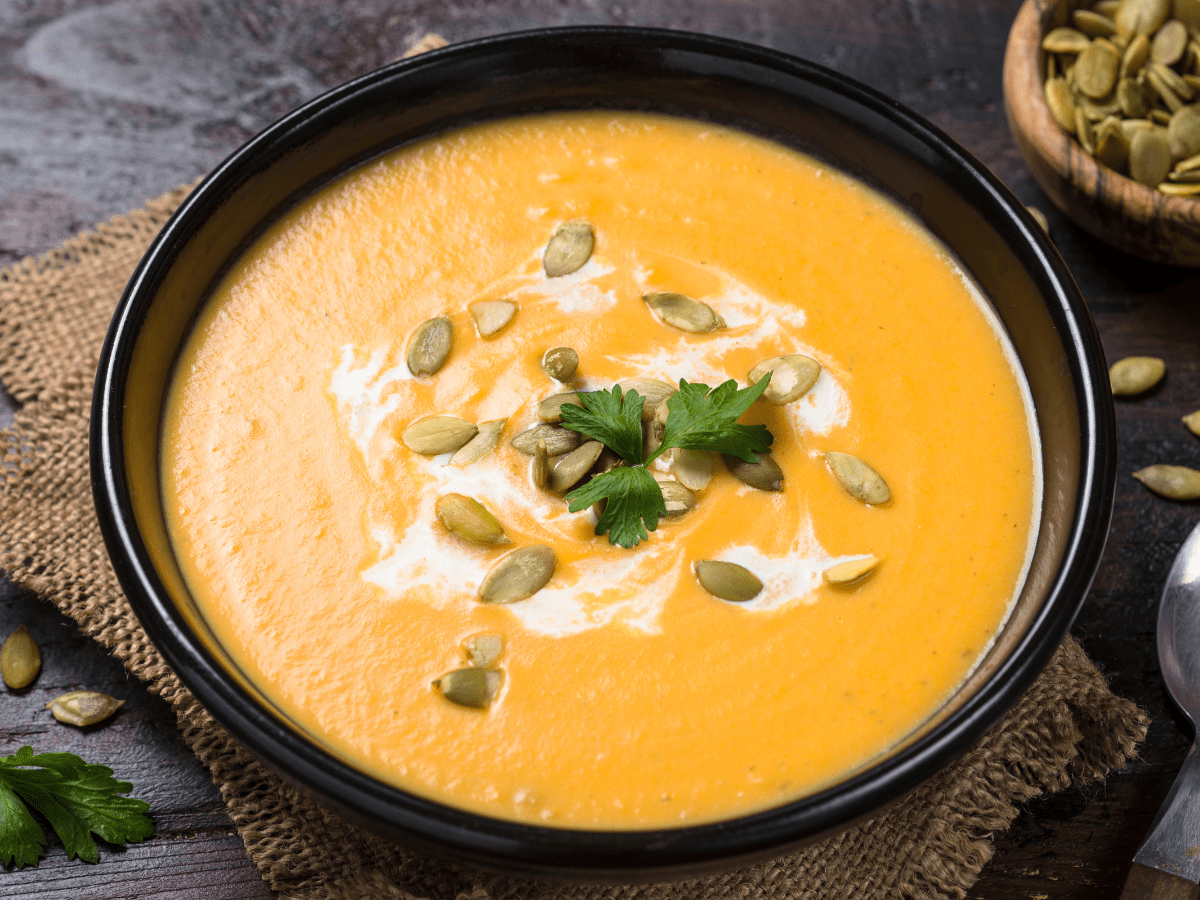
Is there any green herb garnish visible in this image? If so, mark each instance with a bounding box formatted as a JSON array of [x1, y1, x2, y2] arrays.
[[0, 746, 154, 868], [561, 376, 773, 547]]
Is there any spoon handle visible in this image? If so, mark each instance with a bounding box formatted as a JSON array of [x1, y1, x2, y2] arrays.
[[1122, 743, 1200, 900]]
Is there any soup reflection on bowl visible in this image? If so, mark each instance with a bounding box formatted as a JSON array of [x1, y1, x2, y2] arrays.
[[92, 27, 1114, 880]]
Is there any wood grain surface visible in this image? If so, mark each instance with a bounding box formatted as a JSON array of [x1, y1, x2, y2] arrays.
[[3, 1, 1199, 897]]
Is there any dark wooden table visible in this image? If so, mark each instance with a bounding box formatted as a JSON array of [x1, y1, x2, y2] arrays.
[[2, 1, 1198, 897]]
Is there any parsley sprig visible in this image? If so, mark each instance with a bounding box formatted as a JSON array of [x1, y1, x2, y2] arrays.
[[561, 376, 772, 547], [0, 746, 154, 868]]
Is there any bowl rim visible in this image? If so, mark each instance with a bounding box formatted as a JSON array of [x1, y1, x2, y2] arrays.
[[91, 24, 1116, 879]]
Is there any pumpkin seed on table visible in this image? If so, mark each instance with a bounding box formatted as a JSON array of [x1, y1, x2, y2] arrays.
[[543, 220, 594, 277], [671, 448, 714, 491], [406, 315, 452, 376], [469, 299, 518, 337], [1182, 410, 1200, 435], [402, 415, 478, 455], [433, 667, 503, 710], [826, 451, 891, 505], [1130, 128, 1173, 185], [532, 438, 550, 489], [549, 440, 604, 492], [723, 452, 784, 492], [1109, 355, 1165, 394], [479, 545, 557, 603], [511, 423, 582, 456], [748, 354, 822, 404], [1, 624, 40, 689], [823, 556, 881, 586], [537, 391, 582, 423], [617, 378, 676, 419], [462, 633, 504, 667], [1133, 464, 1200, 499], [436, 493, 509, 545], [46, 691, 123, 727], [656, 478, 698, 517], [541, 346, 579, 381], [694, 560, 763, 603], [642, 292, 725, 333], [449, 419, 506, 466]]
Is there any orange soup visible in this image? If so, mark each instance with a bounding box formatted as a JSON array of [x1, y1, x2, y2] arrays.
[[160, 111, 1039, 828]]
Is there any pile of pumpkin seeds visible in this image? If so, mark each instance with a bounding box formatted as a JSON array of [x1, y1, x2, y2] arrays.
[[406, 220, 891, 707], [1042, 0, 1200, 192]]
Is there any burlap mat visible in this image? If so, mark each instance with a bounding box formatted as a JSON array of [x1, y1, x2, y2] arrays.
[[0, 181, 1150, 899]]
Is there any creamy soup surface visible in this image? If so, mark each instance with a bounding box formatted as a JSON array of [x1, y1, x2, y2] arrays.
[[161, 111, 1040, 828]]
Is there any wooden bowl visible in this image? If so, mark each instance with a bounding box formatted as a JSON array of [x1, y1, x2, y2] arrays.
[[1004, 0, 1200, 265]]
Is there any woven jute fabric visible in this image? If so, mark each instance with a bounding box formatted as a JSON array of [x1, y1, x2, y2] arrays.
[[0, 184, 1150, 900]]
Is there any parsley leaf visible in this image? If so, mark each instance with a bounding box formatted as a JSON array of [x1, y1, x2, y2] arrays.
[[0, 746, 154, 868], [561, 375, 774, 547], [565, 466, 666, 548], [559, 385, 645, 464], [648, 375, 773, 465]]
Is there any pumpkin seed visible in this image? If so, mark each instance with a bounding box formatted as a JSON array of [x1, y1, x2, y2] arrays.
[[406, 316, 453, 376], [1109, 355, 1165, 393], [748, 354, 822, 404], [694, 560, 763, 603], [590, 446, 625, 476], [1152, 19, 1190, 63], [723, 452, 785, 492], [537, 391, 582, 423], [462, 633, 504, 667], [401, 416, 478, 455], [656, 478, 698, 517], [1159, 180, 1200, 192], [541, 346, 579, 381], [1111, 33, 1130, 52], [1145, 67, 1182, 112], [1169, 167, 1200, 180], [543, 220, 594, 277], [642, 292, 725, 333], [643, 417, 664, 460], [1131, 128, 1174, 183], [1078, 41, 1122, 97], [479, 545, 557, 603], [435, 493, 509, 545], [1153, 61, 1196, 98], [433, 667, 503, 709], [469, 299, 517, 337], [1082, 92, 1122, 119], [617, 378, 677, 420], [1133, 464, 1200, 498], [1118, 75, 1151, 115], [1094, 118, 1131, 168], [549, 441, 604, 492], [1115, 0, 1170, 38], [826, 451, 891, 504], [1094, 0, 1120, 18], [1183, 410, 1200, 435], [1076, 106, 1097, 152], [1121, 33, 1151, 76], [449, 419, 506, 467], [823, 556, 881, 586], [532, 438, 550, 489], [46, 691, 123, 727], [1175, 150, 1200, 171], [671, 448, 714, 491], [1044, 26, 1094, 52], [1076, 9, 1119, 36], [1169, 105, 1200, 158], [1, 625, 40, 689], [511, 423, 582, 456], [1185, 73, 1200, 92], [1121, 117, 1156, 139], [1046, 77, 1079, 133]]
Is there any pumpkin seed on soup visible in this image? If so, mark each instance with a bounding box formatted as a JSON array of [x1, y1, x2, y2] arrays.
[[434, 667, 503, 710], [823, 556, 881, 586], [748, 354, 821, 404], [449, 419, 506, 467], [1133, 464, 1200, 499], [541, 346, 579, 381], [479, 545, 557, 604], [671, 448, 714, 491], [402, 415, 477, 455], [406, 315, 452, 376], [46, 691, 123, 727], [469, 299, 518, 337], [1109, 355, 1165, 394], [1, 624, 40, 689], [511, 423, 582, 456], [723, 452, 784, 492], [543, 220, 594, 277], [549, 441, 604, 493], [462, 633, 504, 667], [617, 377, 677, 419], [656, 478, 698, 517], [826, 451, 891, 504], [694, 560, 764, 603], [642, 292, 725, 333], [537, 391, 582, 423], [532, 438, 550, 489], [435, 493, 509, 545]]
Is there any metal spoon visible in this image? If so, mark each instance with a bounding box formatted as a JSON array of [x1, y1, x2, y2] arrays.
[[1121, 520, 1200, 900]]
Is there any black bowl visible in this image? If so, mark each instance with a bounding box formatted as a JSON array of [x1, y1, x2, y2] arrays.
[[91, 26, 1114, 882]]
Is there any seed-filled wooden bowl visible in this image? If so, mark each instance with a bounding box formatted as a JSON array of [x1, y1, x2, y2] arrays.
[[93, 27, 1115, 880], [1005, 0, 1200, 265]]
